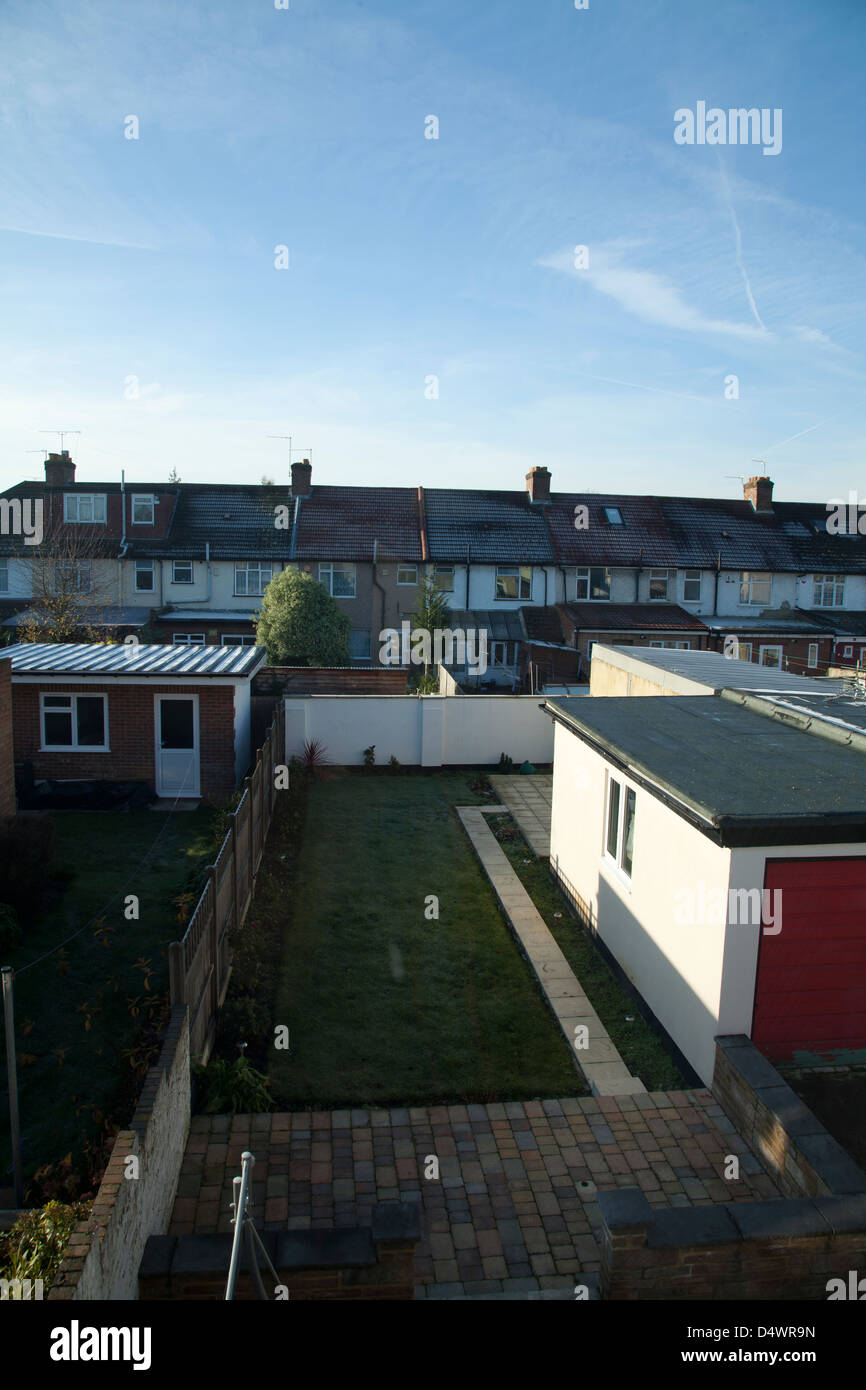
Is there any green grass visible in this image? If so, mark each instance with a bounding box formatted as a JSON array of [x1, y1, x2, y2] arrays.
[[265, 770, 586, 1108], [0, 808, 216, 1194], [488, 813, 689, 1091]]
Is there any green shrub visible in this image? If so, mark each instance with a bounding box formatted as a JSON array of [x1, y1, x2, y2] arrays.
[[362, 744, 376, 768], [194, 1056, 275, 1114], [0, 815, 56, 924], [0, 1200, 91, 1289]]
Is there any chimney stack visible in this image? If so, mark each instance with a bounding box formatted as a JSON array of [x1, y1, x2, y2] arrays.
[[744, 475, 773, 513], [44, 451, 75, 487], [526, 466, 551, 504], [291, 458, 312, 497]]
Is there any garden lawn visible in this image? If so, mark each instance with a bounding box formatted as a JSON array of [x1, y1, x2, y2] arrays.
[[0, 808, 215, 1193], [267, 771, 584, 1108]]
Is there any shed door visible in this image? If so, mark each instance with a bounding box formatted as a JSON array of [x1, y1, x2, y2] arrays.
[[155, 695, 200, 797], [752, 858, 866, 1061]]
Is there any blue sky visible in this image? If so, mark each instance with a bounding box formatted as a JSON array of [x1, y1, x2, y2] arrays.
[[1, 0, 863, 501]]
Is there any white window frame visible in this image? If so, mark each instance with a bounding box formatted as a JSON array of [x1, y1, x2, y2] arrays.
[[807, 643, 819, 668], [575, 566, 611, 602], [63, 493, 106, 524], [397, 565, 418, 585], [171, 560, 193, 585], [0, 557, 8, 592], [40, 692, 109, 751], [221, 634, 256, 647], [813, 573, 845, 608], [434, 564, 455, 592], [759, 644, 783, 668], [56, 559, 92, 594], [739, 571, 772, 606], [603, 772, 636, 885], [134, 560, 155, 593], [172, 633, 206, 646], [683, 570, 702, 603], [131, 495, 155, 525], [495, 565, 532, 601], [235, 562, 273, 597], [648, 568, 674, 601], [843, 644, 854, 660], [318, 562, 356, 598], [735, 642, 753, 662], [649, 640, 691, 649]]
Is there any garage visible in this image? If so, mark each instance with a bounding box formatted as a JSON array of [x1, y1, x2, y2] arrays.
[[752, 857, 866, 1061]]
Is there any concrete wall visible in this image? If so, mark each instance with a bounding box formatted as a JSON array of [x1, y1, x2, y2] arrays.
[[48, 1008, 191, 1302], [548, 721, 738, 1085], [284, 694, 553, 767]]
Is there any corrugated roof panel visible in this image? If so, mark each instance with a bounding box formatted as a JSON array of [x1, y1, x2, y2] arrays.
[[5, 642, 265, 678]]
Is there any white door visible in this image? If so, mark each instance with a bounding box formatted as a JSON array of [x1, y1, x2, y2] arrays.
[[155, 695, 200, 797]]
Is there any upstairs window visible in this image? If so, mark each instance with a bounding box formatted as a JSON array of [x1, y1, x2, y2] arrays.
[[172, 560, 193, 584], [134, 560, 154, 592], [131, 495, 155, 525], [495, 565, 532, 600], [434, 565, 455, 592], [397, 565, 418, 585], [576, 567, 611, 601], [649, 568, 674, 601], [235, 562, 273, 597], [56, 559, 91, 593], [683, 570, 702, 602], [813, 573, 845, 607], [64, 493, 106, 523], [739, 571, 771, 606], [318, 562, 356, 598]]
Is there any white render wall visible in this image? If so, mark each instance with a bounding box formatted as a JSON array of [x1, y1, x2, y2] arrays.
[[284, 694, 553, 767], [548, 722, 736, 1085]]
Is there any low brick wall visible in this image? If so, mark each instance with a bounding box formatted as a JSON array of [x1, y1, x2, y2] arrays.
[[48, 1008, 191, 1301], [599, 1186, 866, 1300], [139, 1203, 420, 1300], [597, 1034, 866, 1299], [713, 1034, 866, 1197]]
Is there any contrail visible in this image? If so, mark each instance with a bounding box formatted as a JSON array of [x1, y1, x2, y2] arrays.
[[718, 162, 766, 331]]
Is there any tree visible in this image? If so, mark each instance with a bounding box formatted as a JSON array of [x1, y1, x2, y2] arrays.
[[168, 466, 181, 483], [18, 524, 117, 645], [255, 568, 352, 666], [409, 572, 452, 691]]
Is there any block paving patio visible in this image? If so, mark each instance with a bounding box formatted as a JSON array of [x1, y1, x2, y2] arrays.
[[172, 1090, 780, 1299]]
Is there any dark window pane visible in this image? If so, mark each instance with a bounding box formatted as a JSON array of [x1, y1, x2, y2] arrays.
[[44, 710, 72, 745], [606, 780, 620, 858], [160, 700, 194, 749], [76, 697, 105, 746]]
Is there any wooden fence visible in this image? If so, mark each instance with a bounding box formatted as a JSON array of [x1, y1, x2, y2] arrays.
[[168, 715, 285, 1063]]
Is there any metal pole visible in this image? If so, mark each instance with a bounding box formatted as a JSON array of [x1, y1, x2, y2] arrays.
[[2, 967, 24, 1207], [225, 1151, 255, 1300]]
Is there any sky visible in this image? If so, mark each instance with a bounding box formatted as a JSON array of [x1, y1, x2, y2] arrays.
[[0, 0, 864, 503]]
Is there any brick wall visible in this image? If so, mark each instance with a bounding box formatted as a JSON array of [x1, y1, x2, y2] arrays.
[[0, 658, 14, 817], [254, 666, 408, 695], [48, 1007, 191, 1301], [597, 1035, 866, 1299], [12, 681, 236, 802]]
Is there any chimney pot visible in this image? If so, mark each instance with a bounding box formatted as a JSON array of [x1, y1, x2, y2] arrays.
[[291, 458, 312, 497], [44, 452, 76, 487], [744, 475, 773, 513], [526, 466, 551, 504]]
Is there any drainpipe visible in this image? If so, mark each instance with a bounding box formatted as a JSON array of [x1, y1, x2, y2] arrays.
[[372, 538, 386, 660], [712, 551, 722, 654], [634, 547, 642, 601], [465, 542, 471, 609], [174, 541, 213, 605]]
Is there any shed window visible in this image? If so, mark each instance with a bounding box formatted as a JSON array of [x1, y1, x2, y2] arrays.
[[41, 693, 107, 749], [604, 773, 635, 882]]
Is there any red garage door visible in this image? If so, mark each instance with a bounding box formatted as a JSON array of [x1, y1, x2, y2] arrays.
[[752, 858, 866, 1061]]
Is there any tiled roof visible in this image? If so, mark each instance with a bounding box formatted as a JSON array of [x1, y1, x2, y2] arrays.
[[807, 610, 866, 637], [292, 486, 423, 562], [128, 485, 290, 559], [423, 489, 555, 563], [562, 602, 709, 632]]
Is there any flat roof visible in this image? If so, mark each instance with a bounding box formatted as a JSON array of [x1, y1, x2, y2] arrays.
[[545, 694, 866, 846], [592, 644, 844, 696], [7, 642, 267, 679]]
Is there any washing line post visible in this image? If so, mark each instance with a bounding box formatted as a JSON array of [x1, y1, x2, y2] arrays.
[[2, 967, 24, 1208]]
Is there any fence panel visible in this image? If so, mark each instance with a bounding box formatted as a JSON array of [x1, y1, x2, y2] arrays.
[[168, 716, 282, 1062]]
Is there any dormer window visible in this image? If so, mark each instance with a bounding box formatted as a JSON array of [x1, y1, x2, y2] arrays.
[[132, 495, 155, 525], [604, 506, 624, 526], [64, 493, 106, 523]]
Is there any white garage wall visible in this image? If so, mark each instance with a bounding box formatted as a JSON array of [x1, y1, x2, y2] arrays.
[[548, 722, 733, 1084], [283, 694, 553, 767]]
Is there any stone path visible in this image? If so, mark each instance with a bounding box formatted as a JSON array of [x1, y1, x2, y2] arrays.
[[488, 775, 552, 855], [173, 1094, 779, 1300], [458, 805, 645, 1096]]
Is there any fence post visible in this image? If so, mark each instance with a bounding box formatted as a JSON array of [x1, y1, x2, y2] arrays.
[[228, 811, 238, 934], [206, 866, 219, 1050], [242, 775, 253, 907]]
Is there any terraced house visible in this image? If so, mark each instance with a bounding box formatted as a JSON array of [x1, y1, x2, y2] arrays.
[[2, 453, 865, 687]]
